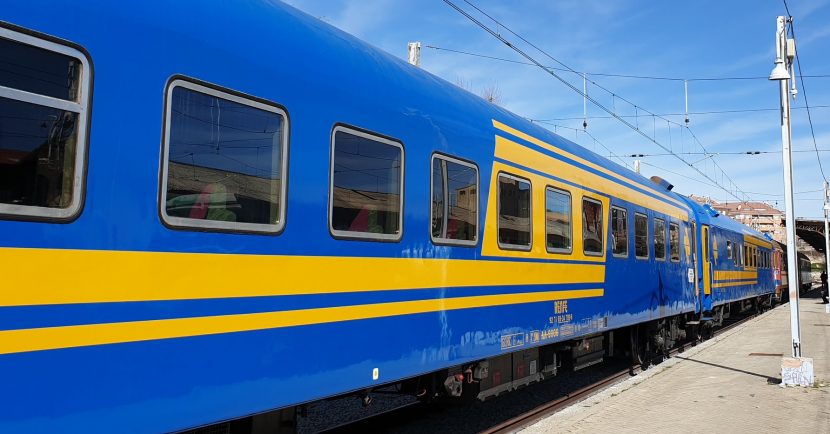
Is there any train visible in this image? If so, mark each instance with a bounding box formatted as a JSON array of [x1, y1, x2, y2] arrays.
[[0, 2, 780, 433], [771, 241, 813, 302]]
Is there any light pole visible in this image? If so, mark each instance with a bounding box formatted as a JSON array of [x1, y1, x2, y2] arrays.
[[824, 181, 830, 301], [769, 15, 802, 358]]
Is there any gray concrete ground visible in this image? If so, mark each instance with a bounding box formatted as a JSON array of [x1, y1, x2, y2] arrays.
[[522, 291, 830, 434]]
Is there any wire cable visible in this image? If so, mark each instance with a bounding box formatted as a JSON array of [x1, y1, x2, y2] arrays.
[[782, 3, 828, 182], [425, 45, 830, 82], [445, 0, 750, 201]]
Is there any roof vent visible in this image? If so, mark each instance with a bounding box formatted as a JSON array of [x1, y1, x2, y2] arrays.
[[703, 204, 720, 217], [649, 176, 674, 191]]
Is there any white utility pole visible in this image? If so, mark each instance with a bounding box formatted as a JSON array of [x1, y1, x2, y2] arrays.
[[769, 15, 803, 358], [824, 181, 830, 300], [407, 42, 421, 67]]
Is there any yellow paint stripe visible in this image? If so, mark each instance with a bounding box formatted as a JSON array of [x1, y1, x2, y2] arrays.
[[712, 280, 757, 288], [0, 288, 604, 355], [743, 235, 772, 249], [494, 136, 689, 220], [492, 120, 688, 210], [481, 160, 608, 261], [0, 248, 604, 307], [714, 270, 758, 280]]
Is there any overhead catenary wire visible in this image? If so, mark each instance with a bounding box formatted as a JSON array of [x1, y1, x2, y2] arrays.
[[424, 45, 830, 82], [782, 0, 828, 183], [444, 0, 750, 201]]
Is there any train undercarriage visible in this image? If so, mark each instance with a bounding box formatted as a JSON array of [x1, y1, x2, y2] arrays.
[[185, 294, 776, 434]]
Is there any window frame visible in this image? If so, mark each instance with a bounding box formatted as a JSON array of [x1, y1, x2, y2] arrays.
[[581, 196, 604, 257], [0, 24, 92, 221], [669, 222, 681, 263], [159, 77, 290, 234], [429, 152, 479, 247], [544, 186, 573, 255], [634, 212, 649, 260], [653, 217, 667, 262], [497, 172, 533, 251], [610, 205, 628, 258], [328, 124, 405, 242]]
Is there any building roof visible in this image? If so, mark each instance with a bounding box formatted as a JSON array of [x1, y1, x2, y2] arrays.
[[687, 195, 783, 216]]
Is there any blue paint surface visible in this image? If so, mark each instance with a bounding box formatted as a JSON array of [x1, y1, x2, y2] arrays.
[[0, 2, 774, 433]]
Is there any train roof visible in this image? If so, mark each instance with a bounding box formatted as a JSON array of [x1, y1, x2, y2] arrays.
[[679, 196, 770, 241]]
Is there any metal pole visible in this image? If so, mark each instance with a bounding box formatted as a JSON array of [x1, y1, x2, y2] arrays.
[[824, 181, 829, 297], [684, 79, 689, 125], [774, 15, 802, 358]]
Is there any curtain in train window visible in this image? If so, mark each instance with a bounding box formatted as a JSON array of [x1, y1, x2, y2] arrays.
[[545, 187, 571, 253], [498, 174, 531, 249], [582, 197, 603, 255], [611, 206, 627, 256]]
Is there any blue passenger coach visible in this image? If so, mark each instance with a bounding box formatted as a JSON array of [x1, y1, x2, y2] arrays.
[[0, 2, 775, 433]]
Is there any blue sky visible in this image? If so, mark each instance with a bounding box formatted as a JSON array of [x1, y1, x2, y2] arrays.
[[285, 0, 830, 218]]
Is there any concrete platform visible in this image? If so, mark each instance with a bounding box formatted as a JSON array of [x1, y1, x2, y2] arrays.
[[523, 290, 830, 434]]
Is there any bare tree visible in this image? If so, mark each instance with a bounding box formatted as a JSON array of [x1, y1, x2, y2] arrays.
[[455, 77, 502, 106], [481, 84, 502, 105]]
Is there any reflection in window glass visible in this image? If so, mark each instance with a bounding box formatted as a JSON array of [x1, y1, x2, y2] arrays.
[[583, 198, 603, 255], [431, 156, 477, 243], [545, 188, 571, 252], [654, 218, 666, 260], [727, 240, 733, 260], [0, 98, 78, 209], [635, 213, 648, 258], [670, 223, 680, 262], [498, 174, 531, 248], [611, 207, 627, 256], [431, 160, 444, 238], [0, 37, 81, 101], [165, 85, 285, 228], [331, 130, 402, 237]]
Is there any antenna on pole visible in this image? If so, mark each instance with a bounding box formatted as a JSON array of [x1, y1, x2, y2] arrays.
[[684, 79, 690, 125], [407, 41, 421, 67], [582, 73, 588, 129]]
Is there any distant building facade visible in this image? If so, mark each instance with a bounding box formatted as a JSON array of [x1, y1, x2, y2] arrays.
[[688, 195, 786, 243]]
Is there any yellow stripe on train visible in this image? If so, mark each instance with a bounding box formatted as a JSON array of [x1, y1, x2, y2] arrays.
[[0, 248, 605, 306], [493, 135, 689, 221], [492, 120, 689, 211], [0, 288, 604, 355]]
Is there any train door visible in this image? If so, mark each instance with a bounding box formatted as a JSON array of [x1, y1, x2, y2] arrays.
[[701, 225, 712, 296], [690, 222, 698, 296]]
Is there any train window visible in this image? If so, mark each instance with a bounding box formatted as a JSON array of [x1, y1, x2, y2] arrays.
[[498, 173, 531, 250], [742, 245, 747, 267], [611, 206, 628, 257], [726, 241, 733, 260], [654, 218, 666, 261], [669, 223, 680, 262], [635, 213, 648, 259], [330, 126, 403, 241], [430, 154, 478, 246], [545, 187, 572, 253], [0, 28, 91, 220], [582, 197, 603, 256], [161, 79, 288, 234]]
